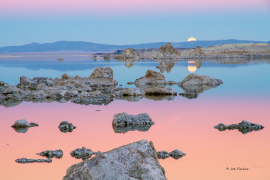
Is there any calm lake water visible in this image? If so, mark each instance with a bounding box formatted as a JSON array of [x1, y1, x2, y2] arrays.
[[0, 57, 270, 180]]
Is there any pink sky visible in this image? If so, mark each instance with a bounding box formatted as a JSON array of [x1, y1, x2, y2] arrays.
[[1, 0, 270, 17]]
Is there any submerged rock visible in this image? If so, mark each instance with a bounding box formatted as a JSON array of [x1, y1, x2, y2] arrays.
[[70, 147, 100, 160], [11, 119, 39, 133], [15, 158, 52, 163], [144, 87, 177, 95], [11, 119, 31, 127], [113, 112, 154, 127], [214, 120, 264, 134], [37, 149, 63, 159], [179, 90, 199, 99], [58, 121, 76, 133], [63, 140, 167, 180]]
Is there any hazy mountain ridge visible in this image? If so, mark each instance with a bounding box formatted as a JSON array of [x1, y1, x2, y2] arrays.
[[0, 40, 269, 53]]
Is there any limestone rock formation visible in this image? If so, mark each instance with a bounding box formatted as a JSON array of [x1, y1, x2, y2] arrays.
[[37, 149, 63, 159], [135, 70, 175, 86], [58, 121, 76, 133], [0, 67, 120, 108], [113, 112, 154, 127], [214, 120, 264, 134], [179, 74, 223, 87], [103, 53, 110, 61], [189, 46, 205, 57], [114, 48, 139, 60], [88, 67, 118, 87], [63, 140, 167, 180], [156, 43, 181, 59], [71, 91, 113, 106], [144, 87, 177, 95], [70, 147, 100, 160], [15, 158, 52, 163]]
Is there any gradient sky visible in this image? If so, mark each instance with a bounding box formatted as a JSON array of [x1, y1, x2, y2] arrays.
[[0, 0, 270, 47]]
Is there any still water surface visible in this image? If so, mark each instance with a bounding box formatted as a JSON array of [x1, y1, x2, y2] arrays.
[[0, 57, 270, 179]]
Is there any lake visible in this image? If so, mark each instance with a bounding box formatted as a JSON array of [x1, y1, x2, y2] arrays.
[[0, 56, 270, 180]]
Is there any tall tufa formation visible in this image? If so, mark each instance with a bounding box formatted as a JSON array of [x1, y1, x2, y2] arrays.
[[114, 48, 139, 60], [189, 46, 205, 57], [157, 43, 181, 59]]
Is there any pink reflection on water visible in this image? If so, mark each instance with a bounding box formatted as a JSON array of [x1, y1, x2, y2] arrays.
[[0, 96, 269, 179]]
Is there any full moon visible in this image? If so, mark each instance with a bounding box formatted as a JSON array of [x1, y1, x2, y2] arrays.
[[187, 37, 196, 41]]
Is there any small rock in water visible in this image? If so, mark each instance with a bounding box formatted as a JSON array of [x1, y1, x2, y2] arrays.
[[37, 149, 63, 159], [95, 110, 101, 111], [157, 150, 170, 159], [169, 149, 186, 160], [15, 158, 52, 163], [127, 82, 134, 85], [119, 84, 122, 86], [214, 120, 264, 134], [70, 147, 100, 160], [58, 121, 76, 133], [113, 112, 154, 126]]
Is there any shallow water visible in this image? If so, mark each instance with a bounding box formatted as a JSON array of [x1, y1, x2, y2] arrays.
[[0, 57, 270, 179]]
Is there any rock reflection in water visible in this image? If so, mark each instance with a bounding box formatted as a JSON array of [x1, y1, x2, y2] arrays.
[[214, 120, 264, 134], [113, 124, 153, 133], [11, 119, 39, 133], [145, 95, 176, 101]]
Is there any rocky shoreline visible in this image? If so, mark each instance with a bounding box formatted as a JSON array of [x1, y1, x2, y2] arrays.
[[0, 67, 224, 107], [94, 43, 270, 60]]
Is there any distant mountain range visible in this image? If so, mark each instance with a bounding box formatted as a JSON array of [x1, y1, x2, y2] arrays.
[[0, 39, 269, 53]]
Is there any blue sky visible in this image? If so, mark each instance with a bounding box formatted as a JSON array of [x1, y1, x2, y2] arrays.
[[1, 6, 270, 47]]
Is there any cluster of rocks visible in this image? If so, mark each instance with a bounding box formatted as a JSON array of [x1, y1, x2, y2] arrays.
[[157, 149, 186, 160], [70, 147, 100, 160], [112, 112, 155, 133], [15, 158, 52, 164], [36, 149, 63, 159], [214, 120, 264, 134], [1, 67, 224, 107], [11, 119, 39, 133], [58, 121, 76, 133]]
